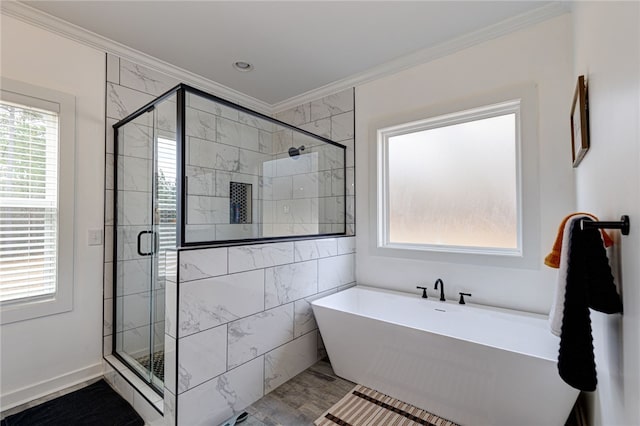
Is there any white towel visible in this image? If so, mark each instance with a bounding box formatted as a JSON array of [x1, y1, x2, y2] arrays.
[[549, 214, 589, 336]]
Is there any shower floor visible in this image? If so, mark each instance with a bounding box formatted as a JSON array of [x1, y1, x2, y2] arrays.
[[135, 350, 164, 382]]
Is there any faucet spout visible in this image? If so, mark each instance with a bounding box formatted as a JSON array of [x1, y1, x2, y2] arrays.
[[434, 279, 445, 302]]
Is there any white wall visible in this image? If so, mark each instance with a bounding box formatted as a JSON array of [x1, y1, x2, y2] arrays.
[[0, 15, 105, 409], [572, 2, 640, 425], [355, 14, 574, 314]]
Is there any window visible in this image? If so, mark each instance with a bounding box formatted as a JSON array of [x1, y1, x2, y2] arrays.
[[0, 78, 75, 324], [377, 100, 522, 256]]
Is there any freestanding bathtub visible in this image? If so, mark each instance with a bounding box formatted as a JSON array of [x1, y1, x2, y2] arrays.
[[311, 286, 579, 426]]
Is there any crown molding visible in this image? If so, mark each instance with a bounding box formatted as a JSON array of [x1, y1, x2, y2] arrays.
[[272, 1, 570, 113], [1, 1, 272, 114], [2, 0, 569, 115]]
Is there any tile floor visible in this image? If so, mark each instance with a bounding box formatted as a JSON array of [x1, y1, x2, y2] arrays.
[[243, 358, 355, 426]]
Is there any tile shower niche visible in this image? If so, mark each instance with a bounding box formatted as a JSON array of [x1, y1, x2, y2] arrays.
[[112, 83, 348, 425]]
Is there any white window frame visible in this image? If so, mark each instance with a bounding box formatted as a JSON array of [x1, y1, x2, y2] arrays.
[[370, 84, 540, 269], [378, 100, 523, 256], [0, 78, 76, 324]]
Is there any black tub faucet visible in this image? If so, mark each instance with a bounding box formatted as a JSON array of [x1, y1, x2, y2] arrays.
[[434, 279, 445, 301], [416, 286, 428, 298]]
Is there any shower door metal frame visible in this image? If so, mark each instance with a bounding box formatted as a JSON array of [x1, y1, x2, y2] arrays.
[[112, 88, 178, 396]]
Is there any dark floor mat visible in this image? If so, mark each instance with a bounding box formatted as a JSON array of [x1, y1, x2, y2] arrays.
[[1, 379, 145, 426]]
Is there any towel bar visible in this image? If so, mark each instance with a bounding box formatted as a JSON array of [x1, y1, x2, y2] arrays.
[[581, 215, 630, 235]]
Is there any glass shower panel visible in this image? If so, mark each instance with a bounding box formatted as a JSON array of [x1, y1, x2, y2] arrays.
[[183, 91, 346, 243]]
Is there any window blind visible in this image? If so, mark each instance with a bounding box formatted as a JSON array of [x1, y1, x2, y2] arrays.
[[0, 101, 59, 303]]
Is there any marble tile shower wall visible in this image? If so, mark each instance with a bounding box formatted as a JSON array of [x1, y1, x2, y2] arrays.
[[168, 237, 355, 425], [274, 90, 355, 235], [103, 53, 358, 425]]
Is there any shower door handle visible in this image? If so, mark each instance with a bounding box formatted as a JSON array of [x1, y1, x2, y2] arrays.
[[137, 230, 156, 256]]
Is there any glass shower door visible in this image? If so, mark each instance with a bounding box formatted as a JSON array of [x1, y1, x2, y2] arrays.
[[114, 109, 156, 389], [114, 94, 176, 394]]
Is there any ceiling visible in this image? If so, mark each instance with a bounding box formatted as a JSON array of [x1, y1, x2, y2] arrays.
[[22, 1, 556, 105]]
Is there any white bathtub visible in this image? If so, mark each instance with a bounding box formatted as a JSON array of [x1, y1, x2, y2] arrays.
[[311, 286, 579, 426]]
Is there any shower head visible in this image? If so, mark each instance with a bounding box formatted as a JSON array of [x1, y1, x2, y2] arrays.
[[288, 145, 305, 158]]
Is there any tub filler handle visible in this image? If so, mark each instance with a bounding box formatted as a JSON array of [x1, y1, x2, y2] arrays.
[[416, 286, 428, 298], [458, 292, 472, 304]]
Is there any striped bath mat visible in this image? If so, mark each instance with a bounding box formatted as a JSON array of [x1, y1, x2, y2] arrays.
[[315, 385, 459, 426]]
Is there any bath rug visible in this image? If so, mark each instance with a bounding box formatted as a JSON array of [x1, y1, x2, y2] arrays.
[[315, 384, 459, 426], [1, 379, 144, 426]]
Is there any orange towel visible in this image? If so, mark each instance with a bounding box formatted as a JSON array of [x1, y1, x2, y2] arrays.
[[544, 213, 614, 268]]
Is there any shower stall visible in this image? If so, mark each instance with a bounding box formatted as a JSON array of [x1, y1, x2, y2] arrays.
[[112, 84, 346, 394]]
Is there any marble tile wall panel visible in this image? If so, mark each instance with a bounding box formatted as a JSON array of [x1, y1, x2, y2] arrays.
[[272, 128, 293, 155], [164, 391, 176, 426], [116, 123, 152, 159], [227, 303, 294, 369], [186, 195, 229, 225], [116, 258, 151, 295], [119, 58, 179, 97], [239, 149, 271, 176], [184, 225, 216, 243], [238, 111, 274, 133], [258, 130, 273, 154], [264, 260, 318, 309], [132, 392, 162, 425], [179, 269, 265, 337], [293, 288, 337, 338], [218, 117, 260, 152], [318, 254, 356, 292], [337, 236, 356, 255], [117, 191, 151, 226], [179, 247, 228, 282], [264, 330, 318, 393], [299, 118, 331, 140], [165, 335, 176, 394], [165, 280, 178, 339], [228, 242, 294, 273], [185, 107, 216, 141], [178, 325, 227, 393], [331, 168, 345, 197], [187, 93, 238, 121], [120, 325, 150, 357], [310, 88, 354, 122], [275, 104, 310, 126], [294, 238, 338, 262], [331, 110, 355, 142], [188, 137, 240, 171], [185, 166, 216, 196], [106, 83, 155, 121], [116, 293, 151, 332], [177, 356, 264, 426], [119, 155, 151, 192]]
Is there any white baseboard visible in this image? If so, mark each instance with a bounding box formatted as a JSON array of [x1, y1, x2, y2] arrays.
[[0, 363, 104, 412]]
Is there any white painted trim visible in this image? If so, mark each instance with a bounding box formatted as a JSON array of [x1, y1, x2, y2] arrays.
[[3, 1, 568, 113], [0, 1, 271, 115], [272, 2, 570, 112], [0, 362, 103, 411]]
